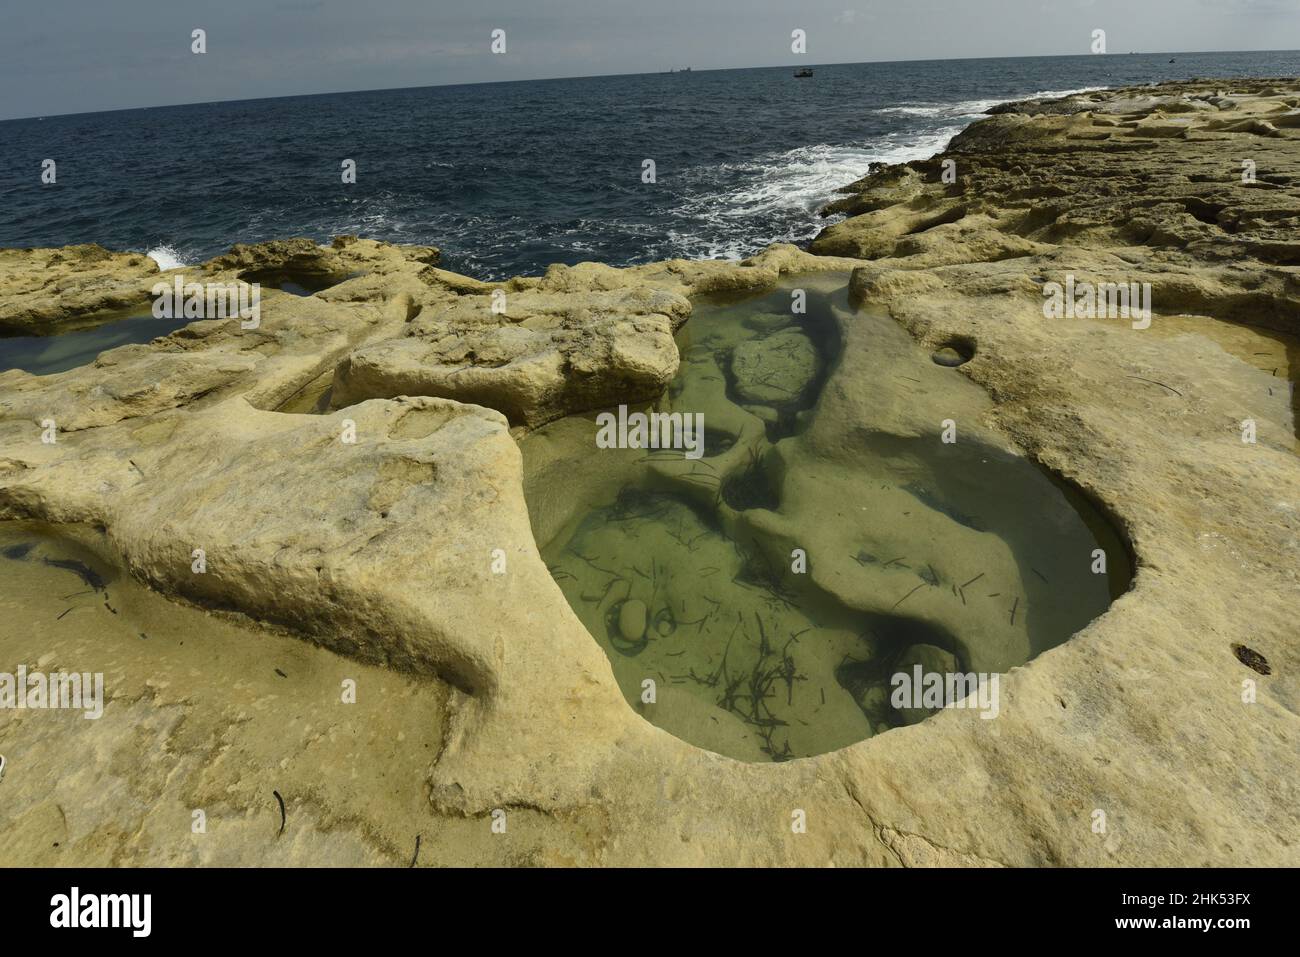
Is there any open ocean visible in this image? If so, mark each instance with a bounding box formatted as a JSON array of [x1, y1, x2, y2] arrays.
[[1, 50, 1297, 279]]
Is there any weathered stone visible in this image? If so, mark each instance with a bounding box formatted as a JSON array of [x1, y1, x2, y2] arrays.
[[0, 80, 1296, 867], [617, 599, 648, 642], [742, 311, 793, 333], [892, 644, 961, 725], [731, 328, 820, 405], [0, 244, 161, 335]]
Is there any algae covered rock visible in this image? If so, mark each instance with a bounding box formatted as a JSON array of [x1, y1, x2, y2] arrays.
[[731, 328, 820, 405], [741, 311, 792, 334]]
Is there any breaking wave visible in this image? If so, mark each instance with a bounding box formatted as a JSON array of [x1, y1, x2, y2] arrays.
[[145, 245, 188, 271]]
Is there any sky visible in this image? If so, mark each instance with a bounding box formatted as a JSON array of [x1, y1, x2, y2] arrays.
[[3, 0, 1299, 120]]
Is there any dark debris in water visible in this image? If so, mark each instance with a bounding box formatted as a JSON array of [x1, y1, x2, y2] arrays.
[[1, 541, 36, 561], [41, 557, 107, 592], [1232, 643, 1271, 676], [721, 446, 781, 512], [688, 609, 811, 762]]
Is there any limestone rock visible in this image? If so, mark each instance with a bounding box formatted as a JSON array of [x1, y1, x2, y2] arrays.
[[332, 308, 681, 428], [204, 237, 338, 272], [0, 80, 1297, 868], [617, 599, 648, 642], [0, 244, 161, 335], [892, 644, 961, 725], [731, 328, 820, 405], [742, 311, 792, 333]]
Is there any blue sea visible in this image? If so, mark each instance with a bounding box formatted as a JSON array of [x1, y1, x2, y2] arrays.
[[1, 50, 1297, 279]]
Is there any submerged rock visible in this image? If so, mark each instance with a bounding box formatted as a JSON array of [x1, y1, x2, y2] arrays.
[[741, 403, 780, 424], [617, 599, 648, 642], [856, 684, 891, 721], [892, 644, 960, 725], [731, 328, 820, 405], [741, 311, 792, 333]]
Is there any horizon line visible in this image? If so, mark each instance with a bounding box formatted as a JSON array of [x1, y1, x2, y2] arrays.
[[5, 46, 1299, 124]]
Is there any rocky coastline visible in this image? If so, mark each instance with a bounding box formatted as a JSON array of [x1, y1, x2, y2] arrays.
[[0, 79, 1296, 866]]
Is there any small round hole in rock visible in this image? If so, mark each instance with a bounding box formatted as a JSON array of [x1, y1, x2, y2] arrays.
[[931, 339, 975, 367]]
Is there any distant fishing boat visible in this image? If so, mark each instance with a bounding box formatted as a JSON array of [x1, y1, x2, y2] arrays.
[[794, 68, 813, 78], [667, 67, 692, 73]]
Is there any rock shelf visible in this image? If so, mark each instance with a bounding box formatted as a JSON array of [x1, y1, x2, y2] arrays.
[[0, 80, 1296, 866]]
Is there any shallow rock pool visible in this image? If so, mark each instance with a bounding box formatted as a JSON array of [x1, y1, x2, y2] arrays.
[[522, 274, 1131, 762]]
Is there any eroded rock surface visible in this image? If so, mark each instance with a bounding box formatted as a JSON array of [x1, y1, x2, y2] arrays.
[[0, 245, 161, 335], [0, 80, 1296, 867], [332, 280, 690, 427], [732, 327, 821, 405], [814, 79, 1300, 333], [326, 252, 856, 429]]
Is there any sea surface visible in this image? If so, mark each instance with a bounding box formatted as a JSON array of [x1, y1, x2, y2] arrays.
[[1, 50, 1297, 279]]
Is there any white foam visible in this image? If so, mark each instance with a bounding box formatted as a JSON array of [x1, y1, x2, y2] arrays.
[[660, 84, 1115, 261], [662, 124, 965, 259], [874, 99, 1003, 118], [1027, 85, 1109, 99], [145, 245, 187, 271], [873, 87, 1109, 119]]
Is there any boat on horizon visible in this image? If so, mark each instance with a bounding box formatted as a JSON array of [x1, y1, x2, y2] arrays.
[[794, 68, 813, 78]]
